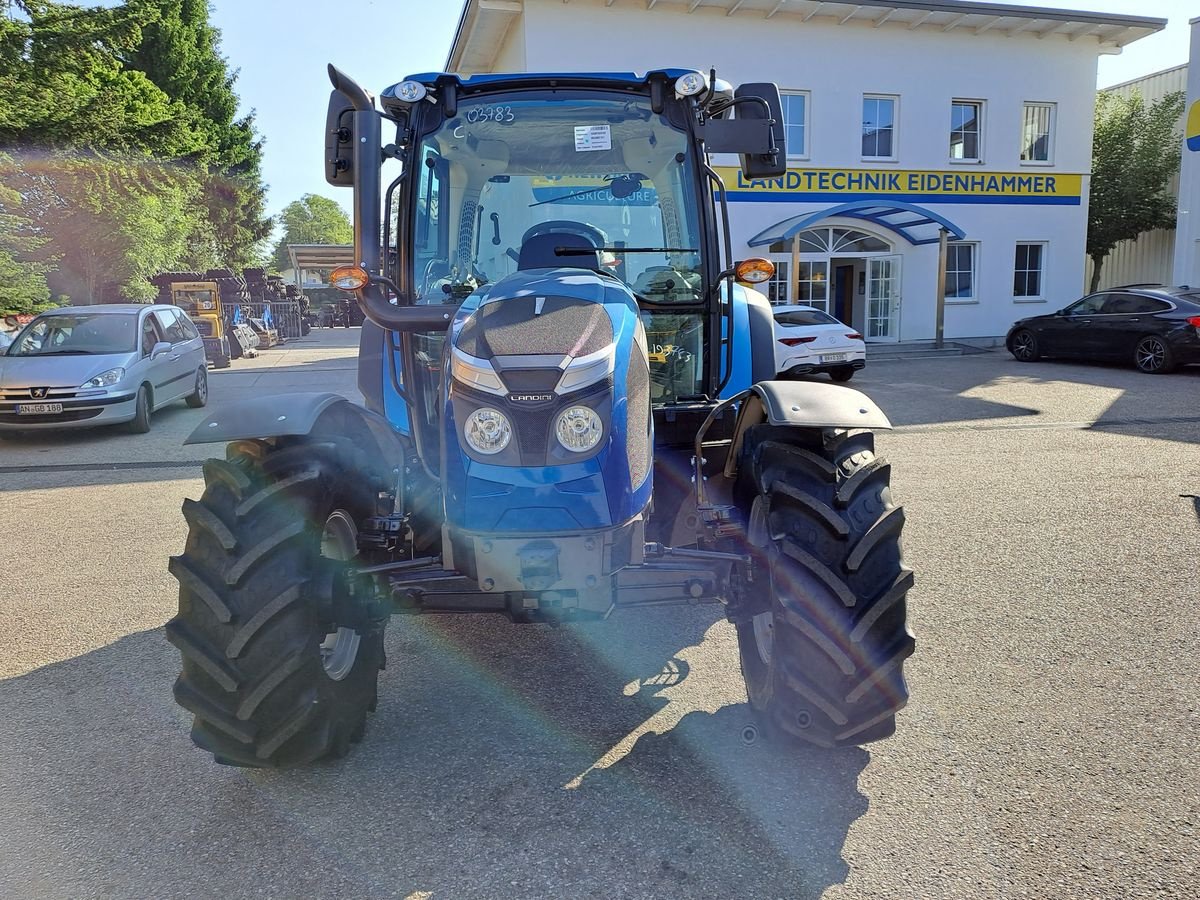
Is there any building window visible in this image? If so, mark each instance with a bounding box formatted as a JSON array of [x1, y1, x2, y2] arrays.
[[797, 260, 828, 310], [945, 242, 977, 300], [950, 100, 982, 161], [781, 92, 809, 158], [767, 260, 790, 304], [1013, 242, 1045, 298], [1020, 102, 1054, 163], [862, 95, 896, 159]]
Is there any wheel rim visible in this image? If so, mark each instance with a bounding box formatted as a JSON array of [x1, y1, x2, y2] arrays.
[[319, 509, 361, 682], [1013, 332, 1034, 360], [1136, 338, 1165, 371], [196, 369, 207, 402], [751, 611, 774, 665], [746, 497, 774, 666]]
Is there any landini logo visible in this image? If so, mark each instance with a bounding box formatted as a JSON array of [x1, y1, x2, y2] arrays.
[[509, 393, 554, 403]]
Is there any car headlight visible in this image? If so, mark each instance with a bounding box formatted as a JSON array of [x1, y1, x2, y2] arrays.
[[464, 407, 512, 455], [81, 367, 124, 389], [555, 405, 603, 453]]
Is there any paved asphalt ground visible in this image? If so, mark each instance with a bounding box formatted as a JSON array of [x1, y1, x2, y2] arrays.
[[1, 329, 1197, 899]]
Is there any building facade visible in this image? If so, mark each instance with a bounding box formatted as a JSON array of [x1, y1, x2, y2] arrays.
[[447, 0, 1163, 342]]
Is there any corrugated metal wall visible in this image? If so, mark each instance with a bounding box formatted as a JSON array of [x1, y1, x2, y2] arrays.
[[1085, 65, 1188, 290]]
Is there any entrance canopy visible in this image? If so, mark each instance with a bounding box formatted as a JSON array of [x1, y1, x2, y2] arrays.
[[748, 200, 966, 248]]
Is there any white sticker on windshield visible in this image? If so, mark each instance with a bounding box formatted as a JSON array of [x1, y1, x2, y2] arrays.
[[574, 125, 612, 152]]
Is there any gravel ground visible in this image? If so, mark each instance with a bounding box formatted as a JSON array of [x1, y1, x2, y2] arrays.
[[0, 332, 1196, 899]]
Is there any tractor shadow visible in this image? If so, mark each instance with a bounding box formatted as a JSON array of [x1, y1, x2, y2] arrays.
[[0, 608, 871, 899]]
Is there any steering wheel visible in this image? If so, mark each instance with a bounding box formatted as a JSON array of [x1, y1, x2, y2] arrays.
[[521, 220, 607, 249]]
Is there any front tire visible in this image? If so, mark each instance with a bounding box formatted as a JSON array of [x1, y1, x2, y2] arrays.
[[1009, 329, 1040, 362], [167, 438, 385, 768], [128, 385, 152, 433], [1134, 335, 1175, 373], [733, 425, 915, 747], [185, 367, 208, 408]]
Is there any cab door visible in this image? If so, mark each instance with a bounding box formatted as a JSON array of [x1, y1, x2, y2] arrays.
[[1041, 293, 1107, 357]]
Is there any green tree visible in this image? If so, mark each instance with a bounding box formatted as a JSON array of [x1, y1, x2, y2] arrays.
[[125, 0, 271, 268], [272, 194, 353, 271], [0, 162, 57, 315], [1087, 90, 1184, 292], [6, 151, 207, 303]]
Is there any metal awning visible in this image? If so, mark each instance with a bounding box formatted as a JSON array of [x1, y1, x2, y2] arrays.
[[747, 200, 966, 247], [286, 244, 355, 273]]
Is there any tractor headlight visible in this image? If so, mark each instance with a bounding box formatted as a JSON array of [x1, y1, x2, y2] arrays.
[[81, 367, 124, 389], [555, 405, 603, 453], [464, 407, 512, 455]]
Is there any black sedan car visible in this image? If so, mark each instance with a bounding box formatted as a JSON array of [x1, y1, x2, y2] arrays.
[[1006, 285, 1200, 374]]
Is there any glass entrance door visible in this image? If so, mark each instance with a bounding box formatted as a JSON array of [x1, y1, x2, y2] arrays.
[[866, 255, 902, 341]]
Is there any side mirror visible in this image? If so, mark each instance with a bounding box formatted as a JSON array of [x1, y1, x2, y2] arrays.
[[151, 341, 172, 358], [325, 90, 355, 187], [733, 83, 786, 179], [1055, 309, 1068, 317]]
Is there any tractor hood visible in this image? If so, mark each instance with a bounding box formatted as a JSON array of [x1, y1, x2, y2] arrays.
[[448, 269, 638, 398], [441, 266, 653, 534]]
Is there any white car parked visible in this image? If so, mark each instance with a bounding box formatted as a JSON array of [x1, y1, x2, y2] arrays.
[[772, 304, 866, 382]]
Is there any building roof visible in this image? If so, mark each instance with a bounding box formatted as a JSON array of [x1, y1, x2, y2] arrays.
[[286, 244, 355, 273], [447, 0, 1167, 73]]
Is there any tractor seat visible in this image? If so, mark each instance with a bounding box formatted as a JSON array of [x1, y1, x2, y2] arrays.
[[517, 232, 601, 272]]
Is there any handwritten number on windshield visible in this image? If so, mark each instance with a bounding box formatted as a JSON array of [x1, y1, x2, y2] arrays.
[[466, 106, 516, 124]]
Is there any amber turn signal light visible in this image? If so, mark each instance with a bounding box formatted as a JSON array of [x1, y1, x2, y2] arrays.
[[330, 265, 370, 291], [735, 257, 775, 284]]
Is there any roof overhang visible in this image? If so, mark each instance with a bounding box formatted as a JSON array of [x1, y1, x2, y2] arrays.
[[749, 200, 966, 247], [447, 0, 1166, 73], [286, 244, 356, 273]]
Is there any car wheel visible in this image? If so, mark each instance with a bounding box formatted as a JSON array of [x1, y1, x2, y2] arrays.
[[1134, 335, 1175, 374], [1010, 329, 1040, 362], [829, 366, 855, 383], [129, 385, 152, 433], [185, 367, 208, 408]]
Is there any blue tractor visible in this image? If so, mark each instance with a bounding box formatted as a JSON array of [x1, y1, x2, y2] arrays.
[[167, 66, 915, 767]]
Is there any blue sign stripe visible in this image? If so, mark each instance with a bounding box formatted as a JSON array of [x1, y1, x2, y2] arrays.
[[722, 192, 1081, 206]]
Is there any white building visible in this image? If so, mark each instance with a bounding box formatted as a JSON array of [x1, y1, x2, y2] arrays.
[[446, 0, 1164, 343]]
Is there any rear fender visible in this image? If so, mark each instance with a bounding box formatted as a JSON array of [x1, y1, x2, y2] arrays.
[[185, 391, 410, 480], [723, 380, 891, 479]]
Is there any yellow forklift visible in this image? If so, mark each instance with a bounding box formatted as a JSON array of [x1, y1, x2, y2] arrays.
[[170, 281, 232, 368]]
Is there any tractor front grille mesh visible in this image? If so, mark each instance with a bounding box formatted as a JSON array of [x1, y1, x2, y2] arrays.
[[456, 297, 612, 360]]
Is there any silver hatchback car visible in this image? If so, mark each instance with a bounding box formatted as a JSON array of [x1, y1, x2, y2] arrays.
[[0, 304, 208, 434]]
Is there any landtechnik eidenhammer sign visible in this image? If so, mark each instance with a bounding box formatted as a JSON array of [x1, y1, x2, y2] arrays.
[[717, 166, 1084, 205]]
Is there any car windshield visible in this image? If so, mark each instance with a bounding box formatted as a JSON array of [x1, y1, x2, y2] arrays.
[[9, 313, 138, 356], [774, 309, 840, 327], [408, 92, 704, 304]]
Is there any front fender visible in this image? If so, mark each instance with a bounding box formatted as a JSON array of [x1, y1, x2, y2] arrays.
[[184, 392, 348, 445], [723, 380, 891, 480], [184, 391, 410, 481], [746, 380, 891, 430]]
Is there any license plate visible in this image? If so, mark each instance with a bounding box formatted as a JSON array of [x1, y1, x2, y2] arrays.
[[820, 353, 848, 363], [17, 402, 63, 415]]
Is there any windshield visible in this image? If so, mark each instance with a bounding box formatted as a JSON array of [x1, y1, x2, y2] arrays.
[[409, 93, 704, 304], [173, 287, 219, 314], [9, 313, 138, 356]]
